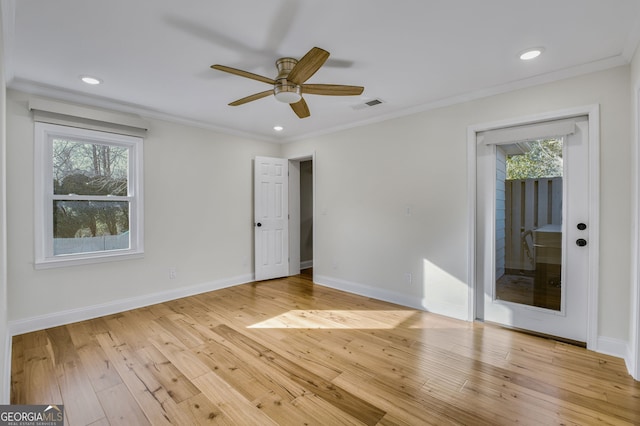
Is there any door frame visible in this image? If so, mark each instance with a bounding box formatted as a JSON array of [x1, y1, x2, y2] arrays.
[[287, 152, 315, 278], [467, 104, 600, 350], [632, 86, 640, 380]]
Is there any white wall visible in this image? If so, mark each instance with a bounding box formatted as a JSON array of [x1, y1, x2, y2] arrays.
[[283, 65, 632, 344], [629, 45, 640, 379], [6, 90, 281, 329], [0, 5, 9, 404]]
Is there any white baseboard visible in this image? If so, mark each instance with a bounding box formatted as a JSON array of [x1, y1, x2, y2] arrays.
[[300, 260, 313, 270], [596, 336, 628, 358], [626, 343, 637, 380], [420, 298, 470, 322], [314, 274, 424, 311], [596, 336, 633, 372], [314, 275, 472, 322], [8, 274, 254, 336]]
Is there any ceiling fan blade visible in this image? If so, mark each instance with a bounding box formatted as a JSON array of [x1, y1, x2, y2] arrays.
[[229, 90, 273, 106], [290, 97, 310, 118], [302, 84, 364, 96], [287, 47, 330, 85], [211, 65, 275, 85]]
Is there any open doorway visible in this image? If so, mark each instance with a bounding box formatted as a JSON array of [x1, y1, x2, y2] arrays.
[[299, 160, 313, 274], [288, 156, 314, 278]]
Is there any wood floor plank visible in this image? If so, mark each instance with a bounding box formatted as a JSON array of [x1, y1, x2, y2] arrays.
[[87, 417, 111, 426], [153, 315, 205, 349], [146, 324, 211, 381], [334, 369, 494, 426], [95, 383, 151, 426], [54, 357, 106, 425], [212, 323, 387, 426], [284, 392, 369, 426], [10, 335, 25, 404], [11, 272, 640, 425], [45, 325, 107, 425], [192, 372, 279, 425], [196, 323, 326, 403], [72, 340, 123, 394], [259, 329, 346, 380], [177, 392, 235, 425], [95, 332, 193, 426], [134, 345, 201, 404], [20, 346, 63, 406], [194, 341, 287, 403]]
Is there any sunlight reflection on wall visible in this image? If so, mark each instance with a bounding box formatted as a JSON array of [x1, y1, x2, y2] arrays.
[[422, 258, 470, 321]]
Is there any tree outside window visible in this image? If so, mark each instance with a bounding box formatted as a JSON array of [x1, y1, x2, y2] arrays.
[[35, 123, 143, 268], [506, 139, 563, 180]]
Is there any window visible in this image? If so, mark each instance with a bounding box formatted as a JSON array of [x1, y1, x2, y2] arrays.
[[35, 122, 143, 268]]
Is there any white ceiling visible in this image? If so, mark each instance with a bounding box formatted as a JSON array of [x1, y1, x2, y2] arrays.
[[3, 0, 640, 142]]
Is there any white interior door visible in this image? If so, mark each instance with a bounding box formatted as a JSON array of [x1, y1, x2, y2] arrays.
[[476, 117, 591, 343], [254, 156, 289, 281]]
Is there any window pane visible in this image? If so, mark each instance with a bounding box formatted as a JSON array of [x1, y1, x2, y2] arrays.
[[53, 200, 130, 255], [495, 138, 563, 311], [53, 139, 128, 196]]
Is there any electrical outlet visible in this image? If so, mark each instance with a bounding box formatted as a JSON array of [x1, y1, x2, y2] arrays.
[[169, 267, 177, 279], [404, 272, 412, 285]]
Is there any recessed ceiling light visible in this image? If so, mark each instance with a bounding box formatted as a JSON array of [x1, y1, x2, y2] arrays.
[[519, 48, 544, 61], [80, 76, 102, 85], [273, 126, 284, 132]]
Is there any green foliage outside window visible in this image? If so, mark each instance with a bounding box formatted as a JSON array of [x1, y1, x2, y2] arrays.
[[52, 139, 129, 239], [506, 139, 563, 180]]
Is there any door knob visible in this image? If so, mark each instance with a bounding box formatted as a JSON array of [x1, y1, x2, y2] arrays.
[[577, 223, 587, 230], [255, 222, 262, 227], [576, 238, 587, 247]]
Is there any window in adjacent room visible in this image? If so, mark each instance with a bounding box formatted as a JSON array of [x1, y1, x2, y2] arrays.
[[34, 122, 144, 268]]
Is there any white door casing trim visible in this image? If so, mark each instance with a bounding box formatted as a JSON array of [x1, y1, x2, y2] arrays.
[[632, 86, 640, 380], [467, 104, 600, 351]]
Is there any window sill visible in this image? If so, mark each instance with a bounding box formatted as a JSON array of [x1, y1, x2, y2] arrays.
[[34, 250, 144, 270]]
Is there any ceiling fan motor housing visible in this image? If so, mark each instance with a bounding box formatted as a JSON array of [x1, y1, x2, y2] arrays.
[[274, 58, 302, 103]]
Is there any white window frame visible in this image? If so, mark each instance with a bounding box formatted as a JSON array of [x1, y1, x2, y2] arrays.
[[34, 122, 144, 268]]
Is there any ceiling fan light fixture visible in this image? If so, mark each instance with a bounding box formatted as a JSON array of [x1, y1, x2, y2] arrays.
[[274, 80, 302, 104]]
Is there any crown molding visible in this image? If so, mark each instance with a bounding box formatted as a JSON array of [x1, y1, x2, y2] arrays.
[[7, 53, 630, 146], [8, 77, 281, 144]]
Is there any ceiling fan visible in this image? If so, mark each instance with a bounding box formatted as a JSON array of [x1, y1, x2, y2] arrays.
[[211, 47, 364, 118]]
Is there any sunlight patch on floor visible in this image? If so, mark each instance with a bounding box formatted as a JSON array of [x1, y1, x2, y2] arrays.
[[247, 309, 417, 329]]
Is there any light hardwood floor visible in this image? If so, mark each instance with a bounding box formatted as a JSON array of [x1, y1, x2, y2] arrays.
[[11, 271, 640, 425]]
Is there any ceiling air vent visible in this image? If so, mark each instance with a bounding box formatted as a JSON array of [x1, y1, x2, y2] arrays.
[[352, 98, 385, 110]]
